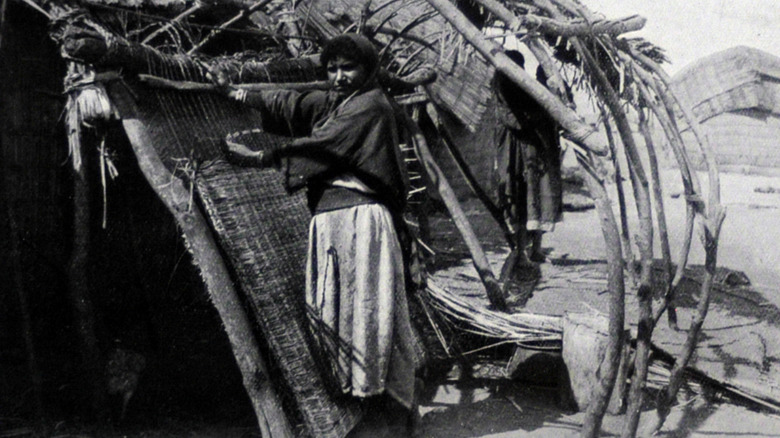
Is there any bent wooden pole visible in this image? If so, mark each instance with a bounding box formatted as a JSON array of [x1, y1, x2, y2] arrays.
[[643, 211, 726, 437], [573, 40, 654, 438], [639, 109, 672, 289], [630, 54, 727, 438], [139, 74, 330, 92], [601, 114, 636, 285], [424, 0, 607, 156], [138, 67, 436, 93], [403, 108, 508, 312], [574, 151, 627, 438], [123, 120, 293, 438], [625, 64, 695, 325]]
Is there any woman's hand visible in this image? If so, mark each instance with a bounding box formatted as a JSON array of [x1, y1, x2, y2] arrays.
[[225, 138, 264, 164], [223, 135, 280, 168], [206, 67, 241, 100]]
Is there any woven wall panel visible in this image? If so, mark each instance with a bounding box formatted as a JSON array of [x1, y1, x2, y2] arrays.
[[196, 161, 361, 438], [690, 82, 775, 123], [680, 112, 780, 170], [107, 58, 361, 437]]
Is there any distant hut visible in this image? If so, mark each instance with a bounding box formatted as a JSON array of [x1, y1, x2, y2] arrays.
[[671, 46, 780, 175]]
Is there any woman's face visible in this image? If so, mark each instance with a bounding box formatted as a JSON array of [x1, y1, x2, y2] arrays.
[[327, 56, 368, 96]]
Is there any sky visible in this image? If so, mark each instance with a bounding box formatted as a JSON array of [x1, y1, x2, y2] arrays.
[[582, 0, 780, 75]]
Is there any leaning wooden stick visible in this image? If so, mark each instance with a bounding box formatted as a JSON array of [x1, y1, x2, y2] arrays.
[[138, 67, 437, 93], [138, 74, 330, 92], [405, 106, 508, 312]]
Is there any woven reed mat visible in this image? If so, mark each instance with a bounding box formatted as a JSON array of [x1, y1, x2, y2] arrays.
[[196, 161, 361, 437], [107, 76, 361, 437]]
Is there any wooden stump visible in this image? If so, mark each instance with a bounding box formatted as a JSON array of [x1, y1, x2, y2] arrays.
[[561, 312, 629, 414]]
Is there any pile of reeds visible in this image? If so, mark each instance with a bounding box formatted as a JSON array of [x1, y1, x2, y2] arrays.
[[421, 279, 562, 350]]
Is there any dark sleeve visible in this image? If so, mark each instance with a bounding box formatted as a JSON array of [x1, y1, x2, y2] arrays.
[[280, 96, 399, 192], [242, 89, 330, 137], [279, 103, 384, 190]]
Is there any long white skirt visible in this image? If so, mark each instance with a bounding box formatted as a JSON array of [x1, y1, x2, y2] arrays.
[[306, 203, 423, 408]]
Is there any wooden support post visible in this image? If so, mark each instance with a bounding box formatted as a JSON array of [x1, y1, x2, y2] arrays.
[[403, 108, 507, 311], [68, 150, 108, 420], [2, 166, 44, 425], [122, 120, 293, 438]]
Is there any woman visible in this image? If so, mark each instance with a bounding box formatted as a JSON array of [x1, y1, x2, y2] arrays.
[[218, 34, 425, 420], [493, 50, 563, 268]]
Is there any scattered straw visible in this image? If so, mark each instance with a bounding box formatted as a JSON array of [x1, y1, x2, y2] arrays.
[[422, 280, 562, 347]]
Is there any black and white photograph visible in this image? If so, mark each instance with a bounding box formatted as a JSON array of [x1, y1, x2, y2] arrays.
[[2, 1, 780, 436]]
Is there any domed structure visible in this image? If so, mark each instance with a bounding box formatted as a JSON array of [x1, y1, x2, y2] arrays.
[[671, 46, 780, 174]]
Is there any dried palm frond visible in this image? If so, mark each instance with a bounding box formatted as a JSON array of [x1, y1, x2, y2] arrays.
[[620, 36, 669, 65]]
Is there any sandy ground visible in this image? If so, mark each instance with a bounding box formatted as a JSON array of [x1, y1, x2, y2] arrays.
[[546, 170, 780, 305], [409, 169, 780, 437], [414, 382, 780, 437]]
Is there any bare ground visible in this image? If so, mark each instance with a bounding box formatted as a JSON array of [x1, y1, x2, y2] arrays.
[[15, 171, 780, 437]]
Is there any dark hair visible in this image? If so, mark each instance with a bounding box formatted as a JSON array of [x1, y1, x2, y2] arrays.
[[505, 50, 525, 69], [493, 49, 526, 94], [320, 34, 379, 74]]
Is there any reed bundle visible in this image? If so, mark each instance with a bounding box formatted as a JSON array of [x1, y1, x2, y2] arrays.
[[422, 280, 562, 348]]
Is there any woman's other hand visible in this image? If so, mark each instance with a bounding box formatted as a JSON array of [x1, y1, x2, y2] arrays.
[[225, 138, 264, 163], [223, 135, 280, 168]]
